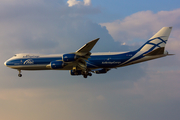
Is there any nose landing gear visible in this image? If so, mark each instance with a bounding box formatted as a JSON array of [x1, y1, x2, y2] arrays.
[[18, 70, 22, 77]]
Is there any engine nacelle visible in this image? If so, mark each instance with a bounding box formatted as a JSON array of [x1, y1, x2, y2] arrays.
[[70, 70, 82, 75], [63, 53, 79, 62], [94, 69, 110, 74], [51, 61, 64, 69]]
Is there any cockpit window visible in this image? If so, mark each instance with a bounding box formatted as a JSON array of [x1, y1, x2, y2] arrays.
[[14, 55, 17, 57]]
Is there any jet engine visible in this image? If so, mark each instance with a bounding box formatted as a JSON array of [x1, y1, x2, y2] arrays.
[[51, 61, 65, 69], [63, 53, 79, 62]]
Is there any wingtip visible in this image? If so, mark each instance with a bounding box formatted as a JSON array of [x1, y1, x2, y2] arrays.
[[94, 38, 100, 41], [76, 38, 100, 53], [90, 38, 100, 43]]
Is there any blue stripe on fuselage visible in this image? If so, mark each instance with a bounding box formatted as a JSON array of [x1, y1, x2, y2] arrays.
[[87, 51, 137, 68], [6, 57, 62, 66], [6, 51, 138, 69]]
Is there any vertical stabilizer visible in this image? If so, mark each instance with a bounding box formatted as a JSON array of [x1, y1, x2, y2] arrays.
[[117, 27, 173, 66], [150, 27, 172, 40], [139, 27, 172, 54]]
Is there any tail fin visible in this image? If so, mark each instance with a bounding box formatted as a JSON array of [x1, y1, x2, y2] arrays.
[[138, 27, 172, 55]]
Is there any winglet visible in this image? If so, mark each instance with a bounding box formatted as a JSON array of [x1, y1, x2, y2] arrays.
[[76, 38, 99, 55]]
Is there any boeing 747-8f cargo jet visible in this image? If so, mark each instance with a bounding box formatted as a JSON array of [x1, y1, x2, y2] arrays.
[[4, 27, 173, 78]]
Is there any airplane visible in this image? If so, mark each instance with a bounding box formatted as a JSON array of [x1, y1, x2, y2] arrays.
[[4, 27, 173, 78]]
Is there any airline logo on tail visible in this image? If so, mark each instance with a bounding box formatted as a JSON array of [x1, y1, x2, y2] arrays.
[[120, 27, 172, 65], [140, 27, 172, 53]]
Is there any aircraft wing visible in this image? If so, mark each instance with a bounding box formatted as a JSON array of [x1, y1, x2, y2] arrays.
[[71, 38, 99, 72], [75, 38, 99, 56]]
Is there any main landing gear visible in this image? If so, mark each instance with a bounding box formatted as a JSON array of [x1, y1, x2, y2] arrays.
[[83, 70, 92, 78], [18, 70, 22, 77]]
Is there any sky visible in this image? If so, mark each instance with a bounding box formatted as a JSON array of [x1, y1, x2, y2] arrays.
[[0, 0, 180, 120]]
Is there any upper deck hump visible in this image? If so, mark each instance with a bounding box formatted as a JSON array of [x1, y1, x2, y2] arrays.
[[13, 53, 63, 59]]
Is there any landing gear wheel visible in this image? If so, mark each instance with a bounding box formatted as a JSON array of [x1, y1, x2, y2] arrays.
[[18, 74, 22, 77], [18, 70, 22, 77], [88, 73, 92, 76], [83, 75, 87, 78], [82, 70, 92, 78]]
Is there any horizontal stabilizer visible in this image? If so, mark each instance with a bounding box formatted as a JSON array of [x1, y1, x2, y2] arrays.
[[144, 47, 165, 56], [167, 54, 175, 56]]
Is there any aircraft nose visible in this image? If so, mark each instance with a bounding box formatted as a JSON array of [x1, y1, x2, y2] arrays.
[[4, 61, 7, 66]]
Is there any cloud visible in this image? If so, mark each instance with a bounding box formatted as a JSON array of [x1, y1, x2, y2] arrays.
[[67, 0, 81, 7], [84, 0, 91, 6], [0, 87, 107, 120], [100, 9, 180, 73], [0, 0, 102, 55], [67, 0, 91, 7], [100, 9, 180, 47], [124, 70, 180, 102]]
